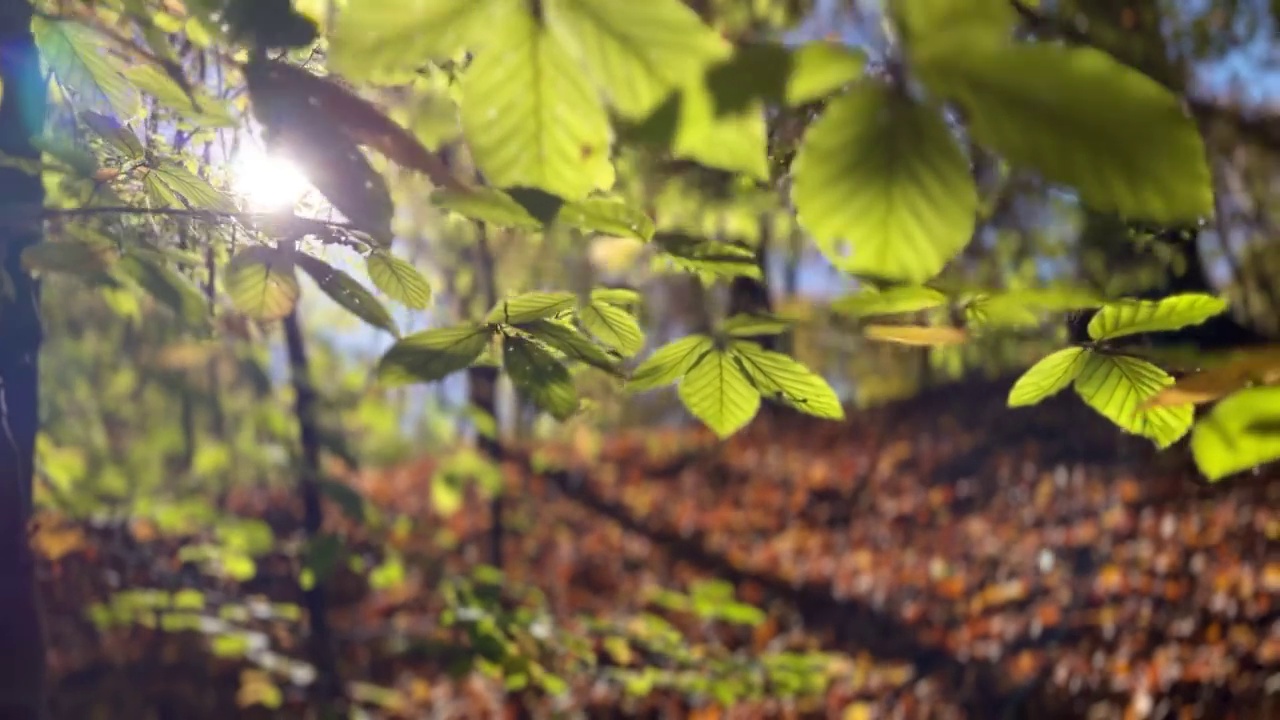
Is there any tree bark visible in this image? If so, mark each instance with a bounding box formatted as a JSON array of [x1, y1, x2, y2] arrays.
[[282, 308, 345, 713], [467, 224, 504, 569], [0, 1, 47, 716]]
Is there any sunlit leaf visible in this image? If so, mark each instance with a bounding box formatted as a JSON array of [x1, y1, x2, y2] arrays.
[[330, 0, 518, 80], [460, 10, 614, 200], [792, 82, 977, 283], [591, 287, 642, 307], [1191, 386, 1280, 481], [785, 41, 867, 106], [487, 291, 576, 325], [863, 324, 967, 346], [296, 253, 397, 335], [503, 335, 579, 420], [729, 341, 844, 420], [893, 0, 1016, 41], [831, 286, 949, 318], [629, 334, 714, 392], [544, 0, 729, 120], [226, 246, 300, 321], [721, 314, 793, 338], [1087, 293, 1228, 341], [1073, 351, 1193, 448], [913, 35, 1212, 221], [366, 251, 432, 309], [517, 319, 619, 373], [126, 64, 235, 127], [34, 17, 139, 118], [378, 325, 493, 386], [671, 54, 769, 179], [559, 197, 655, 241], [432, 187, 542, 229], [580, 299, 645, 357], [1007, 347, 1087, 407], [678, 348, 761, 438], [144, 161, 237, 214]]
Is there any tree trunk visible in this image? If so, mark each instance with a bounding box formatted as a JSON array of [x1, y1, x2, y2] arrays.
[[0, 1, 47, 716], [282, 309, 345, 713], [468, 224, 504, 569]]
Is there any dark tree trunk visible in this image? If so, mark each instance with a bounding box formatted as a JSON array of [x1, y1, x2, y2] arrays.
[[726, 219, 776, 349], [468, 224, 504, 569], [282, 309, 345, 712], [0, 2, 47, 717]]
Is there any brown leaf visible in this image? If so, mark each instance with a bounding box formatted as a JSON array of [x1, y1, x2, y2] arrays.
[[1144, 346, 1280, 408], [244, 59, 464, 191]]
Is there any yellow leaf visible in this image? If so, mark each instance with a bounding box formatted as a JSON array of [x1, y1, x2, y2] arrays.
[[31, 517, 86, 562], [843, 702, 874, 720], [863, 324, 967, 346], [1144, 346, 1280, 409], [236, 670, 283, 709]]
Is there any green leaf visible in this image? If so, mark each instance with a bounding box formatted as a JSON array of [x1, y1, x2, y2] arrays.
[[893, 0, 1016, 41], [651, 233, 761, 280], [721, 314, 793, 338], [144, 162, 237, 213], [295, 254, 398, 335], [729, 341, 844, 420], [226, 247, 300, 322], [118, 253, 206, 323], [558, 197, 655, 241], [22, 239, 116, 277], [503, 335, 579, 420], [1007, 347, 1088, 407], [517, 319, 619, 372], [964, 295, 1043, 329], [1190, 386, 1280, 481], [460, 10, 614, 200], [378, 325, 494, 386], [831, 286, 949, 317], [34, 17, 140, 118], [431, 187, 542, 229], [580, 299, 645, 357], [487, 291, 577, 325], [995, 285, 1107, 312], [1073, 351, 1193, 448], [913, 37, 1212, 221], [590, 287, 642, 307], [366, 252, 432, 309], [544, 0, 729, 120], [792, 82, 977, 283], [1087, 293, 1228, 341], [81, 111, 144, 158], [629, 334, 713, 392], [785, 41, 867, 106], [677, 349, 761, 438], [671, 55, 769, 179], [125, 64, 235, 127], [330, 0, 517, 80]]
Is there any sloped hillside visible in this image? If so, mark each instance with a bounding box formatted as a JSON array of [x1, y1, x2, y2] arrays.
[[39, 379, 1279, 719]]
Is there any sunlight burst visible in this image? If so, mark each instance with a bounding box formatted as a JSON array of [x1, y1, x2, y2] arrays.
[[230, 144, 313, 213]]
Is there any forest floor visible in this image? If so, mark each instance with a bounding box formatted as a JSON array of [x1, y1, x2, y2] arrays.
[[33, 379, 1280, 719]]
